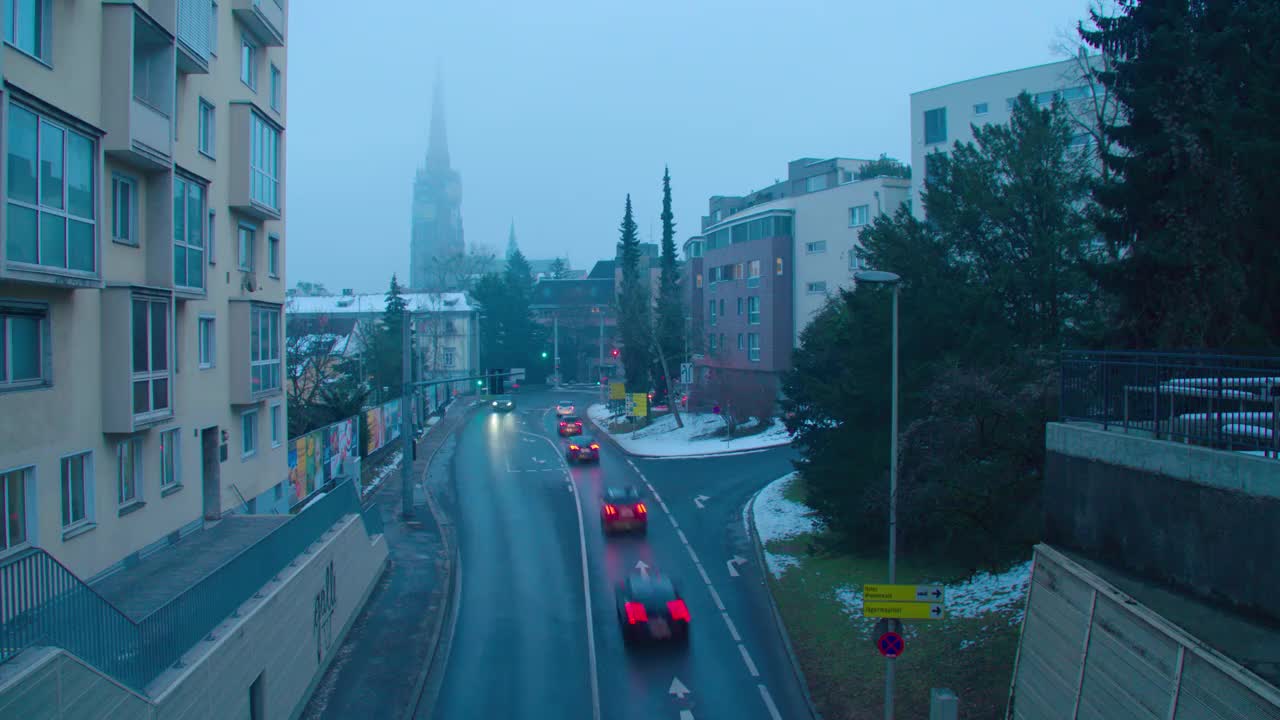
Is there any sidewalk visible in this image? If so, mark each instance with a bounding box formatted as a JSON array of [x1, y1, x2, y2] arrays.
[[299, 400, 473, 720]]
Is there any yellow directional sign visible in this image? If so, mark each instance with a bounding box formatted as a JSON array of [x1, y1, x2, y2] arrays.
[[609, 382, 626, 400], [631, 392, 648, 416], [863, 601, 946, 620], [863, 584, 944, 603]]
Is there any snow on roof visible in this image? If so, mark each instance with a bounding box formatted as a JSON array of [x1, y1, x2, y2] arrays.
[[287, 291, 473, 316]]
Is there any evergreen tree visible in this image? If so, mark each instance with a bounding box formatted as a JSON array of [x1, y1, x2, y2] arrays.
[[855, 153, 912, 180], [364, 274, 409, 402], [1081, 0, 1280, 349], [616, 195, 651, 389], [655, 167, 685, 408], [549, 257, 571, 279]]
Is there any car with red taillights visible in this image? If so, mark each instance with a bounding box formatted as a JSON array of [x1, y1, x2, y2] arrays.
[[558, 415, 584, 437], [565, 435, 600, 463], [616, 574, 691, 646], [601, 486, 647, 535]]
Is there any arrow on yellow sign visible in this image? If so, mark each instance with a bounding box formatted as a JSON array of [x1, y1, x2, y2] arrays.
[[863, 601, 946, 620], [862, 584, 945, 603]]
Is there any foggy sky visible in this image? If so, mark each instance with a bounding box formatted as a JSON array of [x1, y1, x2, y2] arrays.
[[286, 0, 1092, 294]]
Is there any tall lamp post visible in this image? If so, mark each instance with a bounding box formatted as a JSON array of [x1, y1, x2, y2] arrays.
[[854, 269, 901, 720]]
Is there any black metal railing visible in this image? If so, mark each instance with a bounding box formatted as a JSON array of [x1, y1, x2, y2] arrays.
[[1061, 350, 1280, 458]]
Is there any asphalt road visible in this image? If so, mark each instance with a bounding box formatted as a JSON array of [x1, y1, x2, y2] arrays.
[[427, 388, 808, 720]]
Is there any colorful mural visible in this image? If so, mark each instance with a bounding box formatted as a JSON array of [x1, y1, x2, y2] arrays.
[[364, 398, 403, 455], [287, 416, 358, 504]]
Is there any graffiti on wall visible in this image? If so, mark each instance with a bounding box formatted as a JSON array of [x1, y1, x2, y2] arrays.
[[364, 398, 403, 455], [287, 416, 358, 504]]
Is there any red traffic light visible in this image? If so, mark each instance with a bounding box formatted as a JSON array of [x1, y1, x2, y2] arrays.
[[611, 348, 620, 357]]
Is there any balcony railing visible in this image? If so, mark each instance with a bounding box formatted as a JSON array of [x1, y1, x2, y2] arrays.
[[0, 481, 379, 690], [1061, 350, 1280, 458]]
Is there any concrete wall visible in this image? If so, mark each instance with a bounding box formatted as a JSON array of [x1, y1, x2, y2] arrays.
[[0, 511, 387, 720], [1044, 422, 1280, 622], [1008, 544, 1280, 719]]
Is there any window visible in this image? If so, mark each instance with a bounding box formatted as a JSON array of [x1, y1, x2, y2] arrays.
[[443, 347, 456, 368], [737, 333, 744, 350], [1, 305, 48, 389], [807, 281, 828, 294], [111, 174, 137, 245], [173, 176, 206, 290], [6, 104, 97, 273], [4, 0, 50, 60], [209, 1, 218, 55], [924, 107, 947, 145], [0, 467, 31, 551], [805, 241, 827, 254], [748, 334, 760, 362], [973, 102, 989, 115], [250, 112, 280, 210], [198, 316, 215, 368], [718, 299, 725, 317], [850, 253, 868, 271], [805, 174, 829, 193], [207, 210, 216, 265], [737, 298, 743, 316], [850, 205, 870, 227], [748, 297, 760, 325], [241, 410, 258, 457], [775, 257, 784, 276], [695, 273, 702, 289], [240, 35, 257, 90], [132, 296, 171, 420], [734, 263, 744, 280], [198, 99, 215, 157], [267, 235, 279, 277], [708, 333, 716, 353], [1006, 97, 1018, 111], [270, 404, 281, 447], [159, 428, 180, 488], [250, 304, 281, 394], [747, 259, 761, 287], [238, 224, 255, 270], [117, 437, 143, 506], [709, 299, 716, 326], [270, 65, 281, 111], [60, 452, 91, 529]]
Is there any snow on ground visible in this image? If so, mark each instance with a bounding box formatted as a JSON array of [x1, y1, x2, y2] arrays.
[[587, 403, 793, 458], [834, 559, 1033, 627], [362, 450, 403, 497], [752, 472, 824, 578]]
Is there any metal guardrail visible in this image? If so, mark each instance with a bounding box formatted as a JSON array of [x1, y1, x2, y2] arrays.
[[0, 480, 368, 691], [1061, 350, 1280, 458]]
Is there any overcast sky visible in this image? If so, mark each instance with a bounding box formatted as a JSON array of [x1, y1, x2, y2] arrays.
[[286, 0, 1091, 294]]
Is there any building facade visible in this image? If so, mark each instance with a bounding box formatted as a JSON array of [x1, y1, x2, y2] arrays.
[[409, 73, 464, 291], [0, 0, 288, 580]]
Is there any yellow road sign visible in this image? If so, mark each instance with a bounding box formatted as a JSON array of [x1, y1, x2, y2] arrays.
[[631, 392, 648, 416], [609, 382, 626, 400], [863, 584, 944, 603], [863, 601, 946, 620]]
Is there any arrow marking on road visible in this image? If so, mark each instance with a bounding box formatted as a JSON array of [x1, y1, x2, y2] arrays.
[[669, 676, 690, 700], [679, 712, 694, 720], [635, 560, 650, 579], [693, 494, 710, 509], [727, 555, 748, 577]]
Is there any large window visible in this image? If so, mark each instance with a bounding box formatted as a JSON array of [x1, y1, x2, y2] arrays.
[[198, 315, 215, 369], [198, 99, 215, 157], [805, 241, 827, 254], [748, 296, 760, 325], [159, 428, 179, 488], [4, 0, 50, 60], [111, 174, 137, 245], [805, 174, 828, 193], [6, 104, 97, 273], [117, 437, 142, 507], [241, 409, 258, 458], [250, 304, 281, 394], [849, 205, 870, 227], [132, 296, 171, 420], [924, 107, 948, 145], [238, 224, 255, 271], [240, 35, 257, 90], [0, 467, 31, 551], [1, 304, 48, 389], [174, 176, 206, 290], [748, 333, 760, 362], [60, 451, 91, 529], [250, 112, 280, 210]]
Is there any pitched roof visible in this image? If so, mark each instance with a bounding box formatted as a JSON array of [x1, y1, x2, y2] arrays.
[[287, 292, 473, 316]]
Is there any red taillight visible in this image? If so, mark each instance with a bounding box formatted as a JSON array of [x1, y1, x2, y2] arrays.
[[625, 601, 649, 624], [559, 421, 567, 427], [590, 443, 599, 450], [667, 599, 691, 622], [604, 504, 618, 516], [635, 503, 647, 515], [569, 445, 580, 451]]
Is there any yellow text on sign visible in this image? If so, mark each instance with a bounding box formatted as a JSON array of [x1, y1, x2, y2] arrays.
[[862, 584, 944, 603], [609, 382, 626, 400], [862, 601, 946, 620], [631, 393, 648, 416]]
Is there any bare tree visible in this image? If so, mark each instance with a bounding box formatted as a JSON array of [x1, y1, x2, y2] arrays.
[[1052, 1, 1124, 183]]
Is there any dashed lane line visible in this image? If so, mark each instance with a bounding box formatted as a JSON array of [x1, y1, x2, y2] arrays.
[[738, 644, 760, 677], [708, 585, 725, 612], [695, 563, 712, 586], [677, 529, 689, 545], [758, 685, 783, 720], [721, 613, 741, 642]]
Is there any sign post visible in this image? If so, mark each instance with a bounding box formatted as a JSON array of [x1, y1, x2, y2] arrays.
[[679, 362, 693, 385]]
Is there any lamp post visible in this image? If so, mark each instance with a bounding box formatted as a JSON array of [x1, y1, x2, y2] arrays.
[[855, 269, 901, 720]]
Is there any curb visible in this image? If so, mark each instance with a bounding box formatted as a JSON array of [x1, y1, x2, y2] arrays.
[[745, 482, 825, 720], [586, 411, 793, 460]]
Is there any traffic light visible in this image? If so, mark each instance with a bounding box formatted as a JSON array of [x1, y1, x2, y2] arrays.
[[475, 379, 483, 387], [541, 351, 549, 359], [611, 348, 620, 358]]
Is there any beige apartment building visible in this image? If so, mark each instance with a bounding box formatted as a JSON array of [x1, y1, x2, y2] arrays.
[[0, 0, 288, 581]]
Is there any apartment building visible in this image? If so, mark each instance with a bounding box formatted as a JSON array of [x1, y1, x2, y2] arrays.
[[910, 56, 1101, 218], [0, 0, 288, 580], [686, 158, 909, 403]]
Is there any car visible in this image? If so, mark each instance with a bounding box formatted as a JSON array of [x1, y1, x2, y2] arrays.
[[566, 435, 600, 463], [558, 415, 584, 436], [555, 400, 576, 416], [601, 486, 647, 534], [490, 395, 515, 412], [616, 573, 691, 646]]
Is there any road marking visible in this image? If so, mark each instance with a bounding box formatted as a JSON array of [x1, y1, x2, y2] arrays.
[[677, 529, 689, 545], [659, 501, 671, 514], [758, 684, 782, 720], [727, 555, 748, 577], [669, 676, 691, 699], [650, 489, 663, 503], [635, 560, 651, 579], [693, 494, 710, 509], [721, 612, 740, 642], [686, 547, 700, 565], [669, 516, 679, 529], [695, 563, 712, 586], [708, 585, 725, 612], [679, 712, 694, 720], [742, 640, 757, 676]]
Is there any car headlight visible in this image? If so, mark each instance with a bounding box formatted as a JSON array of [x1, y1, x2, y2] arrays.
[[491, 401, 497, 407]]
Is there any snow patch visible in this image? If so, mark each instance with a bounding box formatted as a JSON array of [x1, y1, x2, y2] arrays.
[[588, 404, 793, 458], [752, 472, 824, 578], [833, 559, 1032, 625], [363, 450, 403, 496]]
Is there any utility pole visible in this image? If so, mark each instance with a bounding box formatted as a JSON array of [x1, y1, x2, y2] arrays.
[[400, 309, 414, 519], [553, 311, 560, 386], [597, 306, 605, 396]]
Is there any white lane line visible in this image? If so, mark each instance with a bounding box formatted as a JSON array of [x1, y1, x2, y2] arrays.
[[520, 431, 600, 720], [677, 529, 689, 545], [721, 612, 740, 642], [650, 489, 663, 503], [686, 546, 701, 565], [659, 501, 671, 514], [738, 644, 760, 677], [758, 684, 782, 720], [695, 563, 712, 586], [708, 585, 726, 612], [669, 515, 679, 529]]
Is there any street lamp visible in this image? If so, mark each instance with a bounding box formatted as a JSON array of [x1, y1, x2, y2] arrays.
[[855, 268, 901, 720]]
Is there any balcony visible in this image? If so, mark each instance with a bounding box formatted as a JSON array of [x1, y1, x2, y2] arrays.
[[228, 300, 283, 405], [233, 0, 284, 47], [227, 103, 283, 220], [176, 0, 211, 74], [101, 6, 175, 170]]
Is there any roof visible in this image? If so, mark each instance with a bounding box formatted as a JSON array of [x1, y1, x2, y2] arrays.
[[528, 258, 565, 273], [588, 260, 616, 279], [287, 291, 473, 316], [530, 278, 614, 308]]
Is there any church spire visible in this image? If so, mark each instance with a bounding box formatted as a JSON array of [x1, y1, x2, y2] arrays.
[[426, 67, 450, 172], [506, 220, 519, 259]]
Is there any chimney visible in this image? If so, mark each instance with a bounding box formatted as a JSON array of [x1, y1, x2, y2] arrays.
[[341, 288, 354, 296]]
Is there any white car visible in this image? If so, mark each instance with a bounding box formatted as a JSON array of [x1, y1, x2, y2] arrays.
[[555, 400, 576, 416]]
